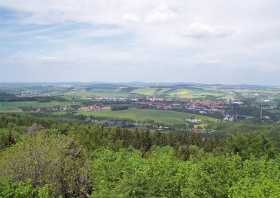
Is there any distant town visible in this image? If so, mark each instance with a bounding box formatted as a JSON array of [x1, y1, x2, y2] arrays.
[[1, 82, 280, 132]]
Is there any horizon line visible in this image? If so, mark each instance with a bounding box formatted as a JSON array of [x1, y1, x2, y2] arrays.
[[0, 81, 279, 87]]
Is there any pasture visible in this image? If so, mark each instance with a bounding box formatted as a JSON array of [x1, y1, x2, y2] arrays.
[[0, 101, 71, 112], [78, 108, 216, 125]]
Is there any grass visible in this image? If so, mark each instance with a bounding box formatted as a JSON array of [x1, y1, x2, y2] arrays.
[[65, 89, 130, 98], [131, 88, 159, 96], [167, 89, 191, 99], [166, 88, 226, 99], [64, 87, 227, 100], [78, 108, 216, 125], [0, 101, 71, 112], [156, 88, 172, 96]]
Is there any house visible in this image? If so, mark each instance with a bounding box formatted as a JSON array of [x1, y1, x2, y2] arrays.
[[80, 104, 111, 111]]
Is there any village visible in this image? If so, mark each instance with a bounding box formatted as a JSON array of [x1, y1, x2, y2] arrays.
[[2, 83, 279, 128], [16, 91, 277, 123]]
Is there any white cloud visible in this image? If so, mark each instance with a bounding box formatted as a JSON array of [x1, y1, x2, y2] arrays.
[[1, 0, 280, 83], [123, 13, 141, 23], [122, 3, 177, 24], [183, 22, 236, 39], [144, 4, 177, 23]]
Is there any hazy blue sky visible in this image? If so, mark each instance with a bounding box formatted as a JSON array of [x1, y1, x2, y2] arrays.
[[0, 0, 280, 84]]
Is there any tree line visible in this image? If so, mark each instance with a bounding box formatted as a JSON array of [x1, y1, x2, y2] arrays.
[[1, 113, 280, 197]]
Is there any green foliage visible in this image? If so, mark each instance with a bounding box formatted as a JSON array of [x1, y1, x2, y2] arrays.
[[229, 157, 280, 198], [90, 148, 144, 197], [0, 129, 16, 149], [90, 146, 185, 198], [1, 114, 280, 197], [78, 108, 216, 125], [225, 132, 278, 159], [181, 155, 242, 198], [0, 132, 90, 197], [0, 180, 49, 198], [90, 147, 280, 198]]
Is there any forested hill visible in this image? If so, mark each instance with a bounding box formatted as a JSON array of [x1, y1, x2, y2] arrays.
[[1, 113, 280, 197]]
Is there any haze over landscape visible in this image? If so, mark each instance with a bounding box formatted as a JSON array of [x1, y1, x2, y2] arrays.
[[1, 0, 280, 84], [3, 1, 280, 197]]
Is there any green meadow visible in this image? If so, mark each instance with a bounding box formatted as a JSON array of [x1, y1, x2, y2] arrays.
[[78, 108, 216, 125], [130, 88, 160, 96], [0, 101, 71, 112]]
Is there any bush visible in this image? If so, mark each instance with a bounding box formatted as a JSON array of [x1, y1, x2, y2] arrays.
[[0, 179, 49, 198], [0, 132, 90, 197]]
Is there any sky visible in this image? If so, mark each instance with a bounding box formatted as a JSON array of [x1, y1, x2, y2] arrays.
[[0, 0, 280, 84]]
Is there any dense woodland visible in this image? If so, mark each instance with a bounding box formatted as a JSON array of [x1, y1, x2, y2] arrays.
[[1, 114, 280, 197]]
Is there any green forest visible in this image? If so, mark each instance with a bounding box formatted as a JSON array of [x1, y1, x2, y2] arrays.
[[1, 114, 280, 197]]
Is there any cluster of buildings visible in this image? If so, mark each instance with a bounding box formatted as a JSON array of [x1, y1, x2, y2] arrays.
[[135, 98, 226, 117], [184, 100, 225, 114], [87, 95, 225, 112], [79, 104, 111, 111], [78, 96, 227, 119]]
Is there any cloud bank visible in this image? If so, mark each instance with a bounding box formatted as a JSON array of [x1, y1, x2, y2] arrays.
[[0, 0, 280, 84]]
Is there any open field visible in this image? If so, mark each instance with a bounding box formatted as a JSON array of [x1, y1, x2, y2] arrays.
[[0, 101, 71, 112], [78, 108, 217, 125], [130, 88, 160, 96], [166, 88, 226, 99], [60, 85, 230, 99], [167, 88, 191, 99], [129, 87, 227, 99], [65, 88, 131, 98]]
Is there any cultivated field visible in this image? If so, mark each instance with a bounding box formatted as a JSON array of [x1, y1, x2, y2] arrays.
[[78, 108, 216, 125], [0, 101, 71, 112]]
